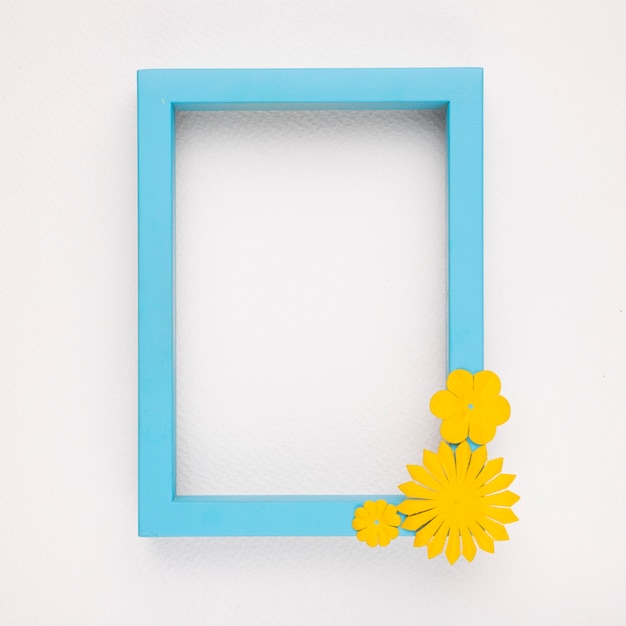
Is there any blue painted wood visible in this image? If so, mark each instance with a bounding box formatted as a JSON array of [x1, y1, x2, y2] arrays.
[[138, 68, 483, 536]]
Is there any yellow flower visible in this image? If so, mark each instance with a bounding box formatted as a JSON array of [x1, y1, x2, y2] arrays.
[[430, 369, 511, 444], [398, 441, 519, 564], [352, 499, 401, 547]]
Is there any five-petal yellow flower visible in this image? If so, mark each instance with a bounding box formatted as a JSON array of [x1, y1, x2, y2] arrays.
[[398, 441, 519, 564], [430, 369, 511, 444], [352, 500, 401, 547]]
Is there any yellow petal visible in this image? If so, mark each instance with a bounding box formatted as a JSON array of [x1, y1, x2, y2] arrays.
[[354, 506, 368, 519], [477, 516, 510, 541], [473, 370, 501, 399], [440, 414, 469, 444], [402, 509, 439, 531], [375, 499, 387, 516], [483, 506, 519, 524], [478, 395, 511, 426], [415, 515, 443, 547], [427, 520, 450, 559], [423, 449, 448, 485], [381, 505, 401, 526], [363, 500, 377, 516], [445, 526, 461, 564], [478, 473, 516, 495], [438, 441, 457, 482], [376, 524, 399, 547], [357, 526, 378, 547], [406, 465, 441, 491], [398, 482, 437, 500], [398, 499, 437, 516], [473, 457, 504, 487], [460, 525, 477, 562], [382, 524, 400, 541], [407, 464, 442, 491], [352, 517, 369, 531], [377, 526, 392, 547], [466, 445, 487, 482], [468, 416, 497, 445], [430, 390, 462, 419], [493, 396, 511, 425], [483, 490, 520, 507], [455, 441, 471, 483], [467, 520, 495, 553], [446, 369, 473, 398]]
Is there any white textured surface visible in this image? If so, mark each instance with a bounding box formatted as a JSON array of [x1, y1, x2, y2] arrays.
[[2, 1, 626, 624], [175, 109, 446, 494]]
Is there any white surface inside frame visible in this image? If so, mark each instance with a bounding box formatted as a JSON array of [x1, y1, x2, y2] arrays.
[[175, 108, 447, 495], [4, 1, 626, 624]]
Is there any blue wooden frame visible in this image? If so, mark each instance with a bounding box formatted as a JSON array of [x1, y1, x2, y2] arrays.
[[138, 68, 483, 537]]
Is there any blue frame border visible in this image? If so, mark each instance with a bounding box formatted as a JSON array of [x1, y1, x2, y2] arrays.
[[138, 68, 483, 536]]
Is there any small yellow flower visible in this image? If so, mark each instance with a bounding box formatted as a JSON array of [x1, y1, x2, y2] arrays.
[[430, 369, 511, 444], [352, 499, 401, 547], [398, 441, 519, 564]]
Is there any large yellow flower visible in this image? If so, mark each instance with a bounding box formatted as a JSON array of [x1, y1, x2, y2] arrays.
[[430, 369, 511, 444], [398, 441, 519, 564], [352, 500, 401, 547]]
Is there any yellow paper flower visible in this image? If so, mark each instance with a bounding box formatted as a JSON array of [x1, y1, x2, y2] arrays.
[[430, 369, 511, 444], [398, 441, 519, 564], [352, 499, 401, 547]]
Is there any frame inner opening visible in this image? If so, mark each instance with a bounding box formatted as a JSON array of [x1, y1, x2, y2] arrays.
[[175, 108, 447, 495]]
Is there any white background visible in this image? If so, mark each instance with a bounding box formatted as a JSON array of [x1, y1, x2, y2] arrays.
[[2, 1, 626, 624]]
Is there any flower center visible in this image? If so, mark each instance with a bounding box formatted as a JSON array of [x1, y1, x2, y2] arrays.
[[468, 403, 474, 410], [442, 486, 468, 512], [374, 520, 379, 525]]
